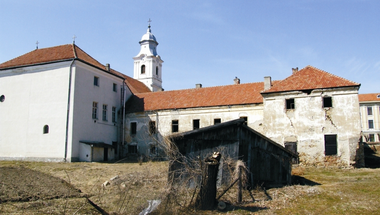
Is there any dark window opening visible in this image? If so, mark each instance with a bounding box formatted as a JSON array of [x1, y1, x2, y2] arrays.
[[94, 76, 99, 86], [286, 98, 295, 110], [369, 120, 374, 129], [325, 134, 337, 156], [193, 119, 200, 130], [156, 66, 158, 76], [0, 95, 4, 102], [214, 118, 221, 125], [141, 65, 145, 74], [149, 121, 156, 134], [112, 141, 117, 154], [172, 120, 179, 133], [369, 134, 375, 142], [150, 144, 157, 155], [113, 83, 117, 92], [128, 145, 137, 154], [43, 125, 49, 134], [131, 122, 137, 135], [323, 97, 332, 108], [367, 107, 373, 116], [284, 142, 298, 164], [112, 107, 116, 123], [240, 117, 248, 125]]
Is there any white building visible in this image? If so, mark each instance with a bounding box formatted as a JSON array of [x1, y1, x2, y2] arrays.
[[0, 43, 150, 162], [359, 93, 380, 143]]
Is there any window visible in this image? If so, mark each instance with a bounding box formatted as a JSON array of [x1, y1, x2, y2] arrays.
[[113, 83, 117, 92], [112, 141, 117, 154], [43, 125, 49, 134], [92, 102, 98, 119], [131, 122, 137, 135], [368, 120, 374, 129], [0, 95, 4, 102], [141, 65, 145, 74], [324, 134, 337, 156], [94, 76, 99, 86], [214, 118, 221, 125], [149, 121, 156, 134], [286, 98, 295, 110], [156, 66, 158, 76], [369, 134, 375, 142], [367, 106, 373, 116], [193, 119, 200, 130], [240, 117, 248, 125], [150, 144, 157, 155], [172, 120, 179, 133], [102, 104, 107, 121], [112, 107, 116, 123], [323, 97, 332, 108], [128, 145, 137, 154]]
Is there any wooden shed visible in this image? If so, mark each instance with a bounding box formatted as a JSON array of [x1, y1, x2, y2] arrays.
[[168, 119, 298, 188]]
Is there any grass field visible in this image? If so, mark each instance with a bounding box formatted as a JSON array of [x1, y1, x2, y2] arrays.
[[1, 160, 380, 215]]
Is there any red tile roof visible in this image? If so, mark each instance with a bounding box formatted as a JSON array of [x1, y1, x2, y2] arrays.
[[359, 93, 380, 102], [262, 65, 360, 93], [125, 82, 269, 113], [0, 44, 151, 94]]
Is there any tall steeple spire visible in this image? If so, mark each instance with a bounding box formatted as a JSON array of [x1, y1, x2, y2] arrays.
[[133, 21, 164, 92]]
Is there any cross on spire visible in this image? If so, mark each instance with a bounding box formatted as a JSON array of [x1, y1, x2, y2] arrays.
[[73, 35, 77, 44], [36, 41, 39, 49], [148, 18, 152, 28]]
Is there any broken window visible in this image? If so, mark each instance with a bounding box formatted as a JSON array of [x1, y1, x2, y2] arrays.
[[141, 65, 145, 74], [240, 117, 248, 125], [193, 119, 200, 130], [43, 125, 49, 134], [149, 121, 156, 134], [131, 122, 137, 135], [286, 98, 295, 110], [367, 106, 373, 116], [128, 145, 137, 154], [214, 118, 221, 125], [150, 144, 157, 155], [368, 120, 374, 129], [324, 134, 337, 156], [323, 97, 332, 108], [172, 120, 179, 133]]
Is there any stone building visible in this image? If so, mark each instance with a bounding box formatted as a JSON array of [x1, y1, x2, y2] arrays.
[[359, 93, 380, 143]]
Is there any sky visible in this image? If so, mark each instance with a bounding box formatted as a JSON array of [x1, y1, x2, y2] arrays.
[[0, 0, 379, 94]]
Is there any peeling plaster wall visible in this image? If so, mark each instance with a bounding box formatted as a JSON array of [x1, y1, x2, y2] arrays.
[[262, 87, 361, 166], [124, 104, 263, 157]]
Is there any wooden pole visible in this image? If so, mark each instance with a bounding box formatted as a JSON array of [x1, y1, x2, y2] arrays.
[[194, 152, 221, 210]]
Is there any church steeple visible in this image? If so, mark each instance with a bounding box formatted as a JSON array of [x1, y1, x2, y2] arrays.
[[133, 22, 163, 92]]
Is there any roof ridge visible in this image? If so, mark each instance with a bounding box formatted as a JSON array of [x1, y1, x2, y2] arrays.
[[305, 65, 360, 85]]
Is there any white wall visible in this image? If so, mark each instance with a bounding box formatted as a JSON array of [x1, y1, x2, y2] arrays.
[[262, 88, 361, 165], [0, 62, 72, 161]]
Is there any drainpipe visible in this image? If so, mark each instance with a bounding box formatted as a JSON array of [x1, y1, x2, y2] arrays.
[[64, 59, 76, 162], [121, 81, 126, 158]]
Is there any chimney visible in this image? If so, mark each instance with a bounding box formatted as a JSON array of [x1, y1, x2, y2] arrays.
[[292, 67, 298, 74], [234, 77, 240, 85], [196, 84, 202, 88], [105, 63, 111, 71], [264, 76, 272, 90]]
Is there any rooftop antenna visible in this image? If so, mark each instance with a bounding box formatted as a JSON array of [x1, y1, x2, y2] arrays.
[[36, 41, 39, 49], [73, 35, 76, 44]]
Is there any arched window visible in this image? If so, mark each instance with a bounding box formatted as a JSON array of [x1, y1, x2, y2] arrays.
[[43, 125, 49, 134], [156, 66, 158, 76], [141, 65, 145, 74]]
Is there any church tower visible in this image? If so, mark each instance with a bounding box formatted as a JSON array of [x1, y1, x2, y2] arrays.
[[133, 23, 163, 92]]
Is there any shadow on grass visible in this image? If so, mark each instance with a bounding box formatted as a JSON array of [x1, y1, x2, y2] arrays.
[[292, 175, 321, 186], [217, 204, 269, 214], [364, 143, 380, 168]]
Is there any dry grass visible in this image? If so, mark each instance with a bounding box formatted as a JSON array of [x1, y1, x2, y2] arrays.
[[1, 160, 380, 214]]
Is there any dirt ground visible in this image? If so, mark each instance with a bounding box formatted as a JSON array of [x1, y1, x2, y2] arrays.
[[1, 155, 380, 214]]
